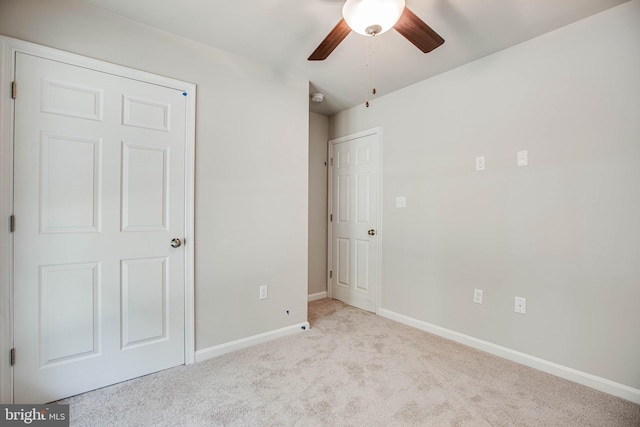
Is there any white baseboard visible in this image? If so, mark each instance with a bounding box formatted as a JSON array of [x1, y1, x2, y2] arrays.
[[378, 308, 640, 405], [308, 291, 327, 302], [195, 322, 310, 363]]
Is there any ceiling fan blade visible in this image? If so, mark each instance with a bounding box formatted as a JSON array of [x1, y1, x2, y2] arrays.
[[394, 7, 444, 53], [308, 19, 352, 61]]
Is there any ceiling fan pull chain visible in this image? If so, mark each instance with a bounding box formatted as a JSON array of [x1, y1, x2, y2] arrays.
[[364, 35, 378, 108], [364, 36, 371, 107], [371, 34, 377, 96]]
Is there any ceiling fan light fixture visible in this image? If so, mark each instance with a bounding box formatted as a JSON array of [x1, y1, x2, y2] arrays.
[[342, 0, 406, 36]]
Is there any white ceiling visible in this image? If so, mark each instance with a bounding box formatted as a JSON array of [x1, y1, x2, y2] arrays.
[[80, 0, 628, 116]]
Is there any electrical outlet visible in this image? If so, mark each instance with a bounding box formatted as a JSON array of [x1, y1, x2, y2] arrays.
[[473, 289, 483, 304], [396, 196, 407, 208], [515, 297, 526, 314], [476, 156, 485, 171], [259, 285, 268, 300]]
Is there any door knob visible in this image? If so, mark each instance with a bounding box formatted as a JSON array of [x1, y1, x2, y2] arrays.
[[368, 229, 376, 236], [170, 238, 182, 248]]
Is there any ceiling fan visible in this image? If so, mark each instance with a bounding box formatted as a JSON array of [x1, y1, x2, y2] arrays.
[[309, 0, 444, 61]]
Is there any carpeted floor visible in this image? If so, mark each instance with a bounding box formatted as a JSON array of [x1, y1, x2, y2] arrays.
[[60, 298, 640, 426]]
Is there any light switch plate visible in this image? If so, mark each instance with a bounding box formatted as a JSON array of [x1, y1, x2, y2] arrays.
[[396, 196, 406, 208], [517, 150, 528, 166], [474, 289, 483, 304]]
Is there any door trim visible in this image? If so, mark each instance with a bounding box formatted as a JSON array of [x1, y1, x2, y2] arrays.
[[0, 36, 197, 403], [326, 127, 382, 314]]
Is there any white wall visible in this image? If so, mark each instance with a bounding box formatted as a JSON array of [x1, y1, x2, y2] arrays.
[[308, 113, 329, 297], [331, 1, 640, 391], [0, 0, 309, 351]]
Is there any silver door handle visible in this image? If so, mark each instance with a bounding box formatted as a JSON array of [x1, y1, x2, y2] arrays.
[[368, 229, 376, 236], [170, 238, 182, 248]]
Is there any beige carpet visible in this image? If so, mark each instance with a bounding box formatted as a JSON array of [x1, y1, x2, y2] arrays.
[[60, 298, 640, 426]]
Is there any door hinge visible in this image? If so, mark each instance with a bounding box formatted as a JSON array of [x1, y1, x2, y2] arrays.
[[329, 270, 333, 279], [11, 81, 16, 99], [330, 158, 333, 166], [9, 215, 15, 233], [10, 348, 15, 366], [330, 214, 333, 222]]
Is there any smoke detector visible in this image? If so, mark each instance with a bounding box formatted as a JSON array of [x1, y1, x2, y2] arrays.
[[310, 92, 324, 103]]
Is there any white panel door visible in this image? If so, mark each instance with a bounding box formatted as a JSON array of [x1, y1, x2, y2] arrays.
[[13, 52, 187, 403], [330, 131, 379, 312]]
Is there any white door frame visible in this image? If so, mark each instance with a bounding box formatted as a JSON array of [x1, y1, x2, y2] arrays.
[[326, 127, 382, 313], [0, 36, 196, 404]]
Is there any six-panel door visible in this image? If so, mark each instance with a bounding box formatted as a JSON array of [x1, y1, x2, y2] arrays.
[[331, 132, 379, 312], [13, 53, 187, 403]]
